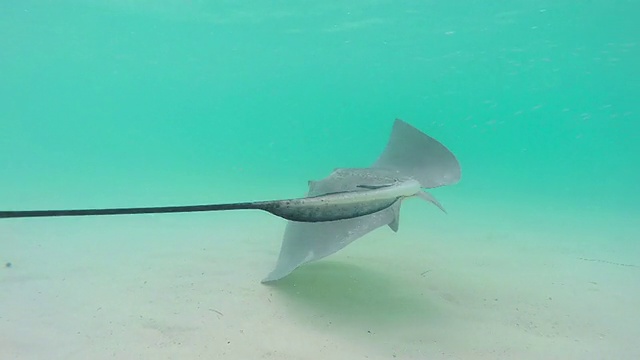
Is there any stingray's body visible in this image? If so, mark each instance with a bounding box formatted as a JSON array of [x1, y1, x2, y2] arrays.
[[263, 119, 461, 281], [259, 177, 424, 223], [0, 119, 461, 282]]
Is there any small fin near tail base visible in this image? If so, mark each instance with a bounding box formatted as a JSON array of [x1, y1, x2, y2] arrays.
[[417, 191, 447, 213], [387, 201, 402, 232]]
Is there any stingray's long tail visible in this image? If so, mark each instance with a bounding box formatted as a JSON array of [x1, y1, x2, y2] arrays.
[[0, 202, 263, 219]]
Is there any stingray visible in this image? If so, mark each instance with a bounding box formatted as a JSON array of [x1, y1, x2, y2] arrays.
[[0, 119, 461, 281], [262, 119, 461, 281]]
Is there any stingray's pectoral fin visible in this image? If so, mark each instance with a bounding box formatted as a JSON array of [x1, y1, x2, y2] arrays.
[[372, 119, 461, 189], [262, 203, 402, 283], [417, 191, 447, 213]]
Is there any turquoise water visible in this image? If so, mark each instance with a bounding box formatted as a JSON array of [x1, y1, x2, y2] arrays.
[[1, 1, 639, 359]]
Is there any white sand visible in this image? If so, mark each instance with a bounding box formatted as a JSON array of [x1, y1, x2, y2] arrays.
[[1, 203, 639, 359]]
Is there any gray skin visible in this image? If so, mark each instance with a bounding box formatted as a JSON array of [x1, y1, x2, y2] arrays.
[[257, 195, 400, 222], [256, 178, 422, 222]]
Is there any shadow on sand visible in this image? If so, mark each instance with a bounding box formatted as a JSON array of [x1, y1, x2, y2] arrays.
[[264, 260, 438, 328]]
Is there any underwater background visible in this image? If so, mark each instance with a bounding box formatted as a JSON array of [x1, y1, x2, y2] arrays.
[[1, 1, 638, 359]]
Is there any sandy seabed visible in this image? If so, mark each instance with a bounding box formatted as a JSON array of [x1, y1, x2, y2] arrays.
[[1, 202, 639, 360]]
